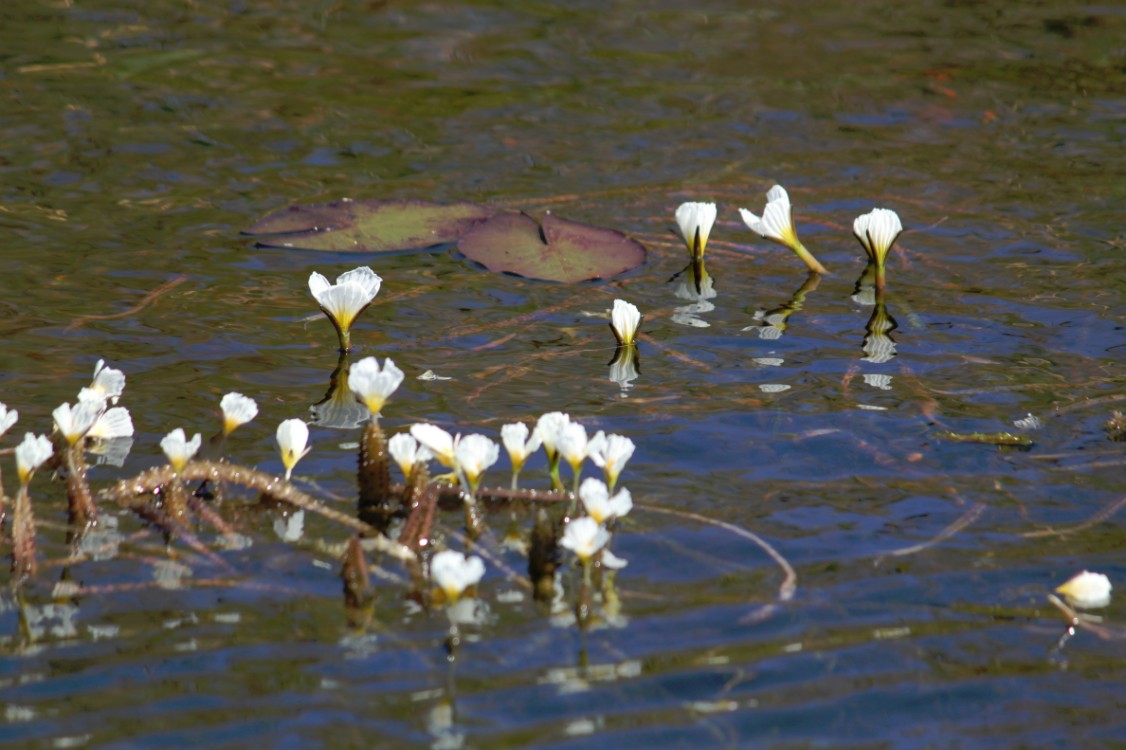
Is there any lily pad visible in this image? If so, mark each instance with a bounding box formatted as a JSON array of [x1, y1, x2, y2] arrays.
[[244, 199, 493, 253], [456, 212, 647, 283]]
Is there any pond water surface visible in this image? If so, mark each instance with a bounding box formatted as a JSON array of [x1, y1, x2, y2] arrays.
[[1, 1, 1124, 747]]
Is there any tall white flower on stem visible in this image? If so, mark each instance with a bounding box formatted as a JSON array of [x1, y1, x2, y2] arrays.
[[411, 423, 457, 469], [160, 428, 202, 473], [431, 549, 486, 605], [739, 185, 828, 275], [675, 202, 717, 261], [535, 411, 571, 491], [586, 432, 635, 491], [1055, 570, 1112, 609], [15, 433, 53, 486], [388, 432, 433, 481], [53, 400, 105, 446], [220, 393, 258, 436], [84, 359, 126, 404], [348, 356, 404, 418], [0, 403, 18, 438], [557, 421, 589, 498], [578, 477, 633, 525], [853, 207, 903, 292], [610, 299, 641, 347], [501, 422, 542, 490], [454, 434, 499, 500], [308, 266, 382, 352], [276, 418, 312, 480]]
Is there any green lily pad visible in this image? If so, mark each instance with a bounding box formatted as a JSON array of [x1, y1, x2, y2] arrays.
[[456, 212, 647, 283], [243, 199, 493, 253]]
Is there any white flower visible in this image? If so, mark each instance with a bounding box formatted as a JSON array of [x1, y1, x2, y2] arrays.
[[559, 517, 611, 564], [220, 393, 258, 435], [610, 299, 641, 346], [740, 185, 828, 274], [388, 432, 433, 479], [578, 477, 633, 525], [534, 412, 571, 460], [674, 201, 717, 259], [87, 406, 135, 440], [608, 347, 640, 392], [586, 432, 635, 490], [308, 266, 382, 349], [853, 208, 903, 267], [601, 549, 629, 570], [410, 423, 457, 468], [273, 509, 305, 542], [85, 359, 126, 404], [739, 185, 798, 248], [53, 400, 105, 445], [0, 403, 19, 438], [348, 356, 405, 417], [500, 422, 541, 474], [16, 432, 54, 485], [1055, 570, 1112, 609], [276, 418, 312, 480], [160, 428, 202, 473], [557, 421, 589, 472], [431, 549, 486, 604], [454, 434, 499, 494]]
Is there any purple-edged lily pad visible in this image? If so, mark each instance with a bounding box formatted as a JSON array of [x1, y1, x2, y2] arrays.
[[244, 199, 493, 253], [457, 212, 647, 283]]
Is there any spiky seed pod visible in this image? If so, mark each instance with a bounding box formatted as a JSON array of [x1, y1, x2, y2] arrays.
[[357, 419, 392, 531]]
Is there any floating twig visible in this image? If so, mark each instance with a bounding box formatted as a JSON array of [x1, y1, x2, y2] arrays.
[[875, 502, 986, 563]]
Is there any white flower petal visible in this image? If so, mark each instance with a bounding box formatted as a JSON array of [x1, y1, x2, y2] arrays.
[[0, 403, 18, 438], [674, 201, 717, 256], [853, 207, 903, 265], [559, 517, 610, 562], [411, 423, 456, 468], [454, 434, 500, 486], [220, 393, 258, 434], [53, 400, 104, 445], [534, 412, 571, 456], [88, 406, 135, 440], [388, 432, 433, 478], [1056, 570, 1112, 609], [276, 418, 311, 479], [160, 427, 202, 472], [349, 357, 405, 416], [15, 432, 53, 484], [610, 299, 641, 346], [431, 549, 486, 601], [89, 359, 126, 404]]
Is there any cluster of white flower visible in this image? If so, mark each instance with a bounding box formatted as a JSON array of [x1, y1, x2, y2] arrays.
[[675, 185, 904, 276]]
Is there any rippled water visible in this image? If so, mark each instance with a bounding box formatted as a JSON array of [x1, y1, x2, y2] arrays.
[[2, 1, 1124, 747]]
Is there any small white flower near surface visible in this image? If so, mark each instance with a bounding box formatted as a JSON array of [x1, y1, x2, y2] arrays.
[[0, 403, 17, 438], [160, 428, 202, 473], [586, 432, 635, 491], [1055, 570, 1112, 610], [220, 393, 258, 436], [578, 477, 633, 525], [501, 422, 541, 474], [454, 434, 500, 495], [15, 433, 53, 485], [560, 517, 611, 564], [276, 418, 312, 480], [610, 299, 641, 347], [308, 266, 383, 351], [53, 400, 105, 445], [739, 185, 828, 274], [675, 201, 717, 260], [87, 359, 126, 404], [88, 406, 135, 440], [852, 207, 903, 268], [431, 549, 486, 604], [388, 432, 433, 480], [411, 423, 457, 468], [534, 412, 571, 460], [348, 356, 405, 417]]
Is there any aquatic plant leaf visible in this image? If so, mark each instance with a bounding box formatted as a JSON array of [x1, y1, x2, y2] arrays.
[[457, 212, 647, 283], [244, 199, 493, 253]]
